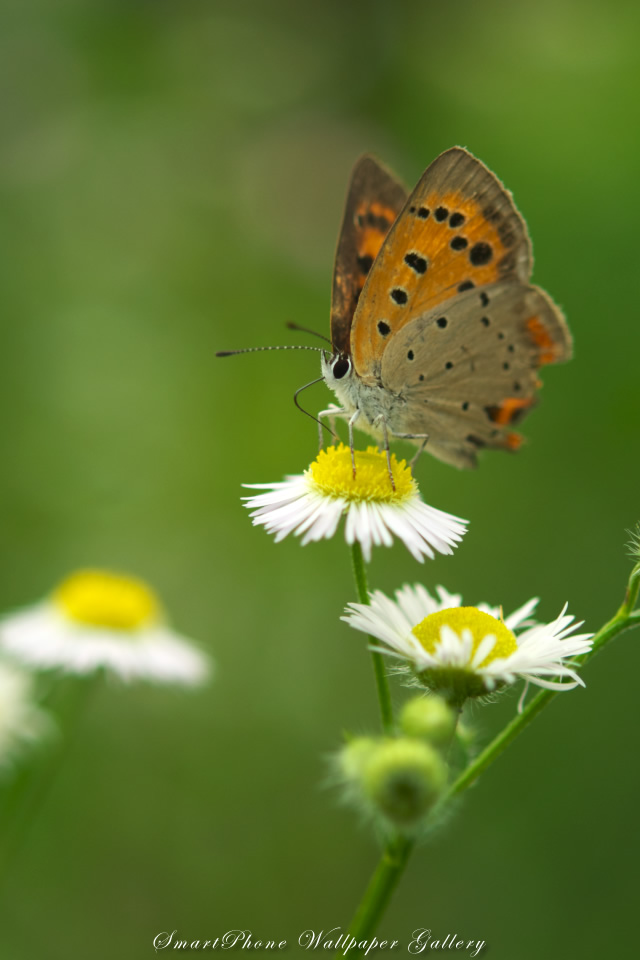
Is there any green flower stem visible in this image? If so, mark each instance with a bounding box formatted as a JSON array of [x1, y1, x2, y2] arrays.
[[351, 542, 394, 736], [0, 673, 99, 890], [620, 562, 640, 618], [445, 607, 640, 802], [341, 833, 414, 957]]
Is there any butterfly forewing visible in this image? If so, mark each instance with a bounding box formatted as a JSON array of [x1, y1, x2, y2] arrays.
[[350, 147, 533, 379], [330, 156, 407, 355], [380, 280, 572, 469]]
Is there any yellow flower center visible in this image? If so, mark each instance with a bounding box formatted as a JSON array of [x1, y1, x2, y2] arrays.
[[308, 444, 415, 503], [412, 607, 517, 667], [53, 570, 160, 630]]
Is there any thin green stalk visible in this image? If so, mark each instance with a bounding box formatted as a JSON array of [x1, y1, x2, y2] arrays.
[[341, 833, 413, 956], [618, 562, 640, 619], [445, 608, 640, 801], [0, 674, 99, 889], [351, 542, 394, 735]]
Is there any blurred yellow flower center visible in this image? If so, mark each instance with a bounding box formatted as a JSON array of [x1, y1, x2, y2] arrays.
[[53, 570, 159, 630], [308, 444, 415, 503], [412, 607, 517, 667]]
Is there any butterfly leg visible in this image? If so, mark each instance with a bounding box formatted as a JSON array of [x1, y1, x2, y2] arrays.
[[372, 416, 396, 491], [317, 405, 345, 451], [348, 409, 361, 479], [393, 432, 430, 469]]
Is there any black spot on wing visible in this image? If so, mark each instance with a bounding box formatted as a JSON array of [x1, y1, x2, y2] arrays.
[[404, 252, 427, 274], [366, 211, 391, 232], [391, 288, 408, 305], [469, 242, 493, 266], [483, 205, 500, 222]]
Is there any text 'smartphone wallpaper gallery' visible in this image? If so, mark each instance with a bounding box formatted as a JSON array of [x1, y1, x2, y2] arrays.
[[0, 3, 639, 960]]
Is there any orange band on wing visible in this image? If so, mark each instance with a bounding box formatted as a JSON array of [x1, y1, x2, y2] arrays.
[[357, 226, 388, 261], [505, 432, 523, 450], [354, 202, 400, 291], [527, 315, 560, 365], [485, 397, 534, 426]]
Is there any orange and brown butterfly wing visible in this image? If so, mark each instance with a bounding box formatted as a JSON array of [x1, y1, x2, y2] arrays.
[[350, 147, 534, 380], [330, 155, 407, 355], [380, 280, 572, 469]]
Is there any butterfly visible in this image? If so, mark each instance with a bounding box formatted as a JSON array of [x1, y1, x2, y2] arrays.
[[320, 147, 572, 470]]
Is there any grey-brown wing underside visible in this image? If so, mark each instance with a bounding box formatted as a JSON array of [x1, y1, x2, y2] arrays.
[[381, 279, 572, 468]]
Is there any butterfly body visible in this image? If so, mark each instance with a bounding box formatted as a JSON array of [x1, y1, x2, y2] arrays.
[[323, 148, 572, 469], [321, 351, 397, 440]]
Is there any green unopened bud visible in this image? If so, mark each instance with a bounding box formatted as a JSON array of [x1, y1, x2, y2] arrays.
[[338, 737, 377, 780], [399, 695, 456, 747], [362, 738, 447, 828]]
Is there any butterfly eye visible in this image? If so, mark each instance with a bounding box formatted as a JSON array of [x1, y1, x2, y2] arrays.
[[332, 357, 351, 380]]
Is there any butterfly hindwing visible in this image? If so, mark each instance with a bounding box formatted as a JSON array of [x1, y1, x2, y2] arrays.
[[380, 279, 572, 469], [330, 155, 407, 355], [350, 147, 533, 380]]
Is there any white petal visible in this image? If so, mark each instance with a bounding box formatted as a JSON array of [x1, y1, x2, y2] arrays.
[[393, 583, 440, 624], [471, 633, 497, 669], [504, 596, 539, 630]]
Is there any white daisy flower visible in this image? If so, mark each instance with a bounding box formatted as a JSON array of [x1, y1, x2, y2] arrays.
[[343, 583, 593, 704], [243, 444, 467, 563], [0, 570, 211, 686], [0, 661, 51, 774]]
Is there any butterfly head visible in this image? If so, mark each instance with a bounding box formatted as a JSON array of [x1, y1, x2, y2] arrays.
[[322, 351, 352, 384], [321, 349, 358, 406]]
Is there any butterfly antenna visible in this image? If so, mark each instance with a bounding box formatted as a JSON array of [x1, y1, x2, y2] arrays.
[[286, 322, 332, 345], [216, 345, 326, 357], [293, 377, 336, 440]]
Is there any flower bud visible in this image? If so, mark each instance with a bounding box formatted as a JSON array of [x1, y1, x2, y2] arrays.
[[338, 737, 377, 780], [362, 738, 447, 828], [399, 695, 456, 747]]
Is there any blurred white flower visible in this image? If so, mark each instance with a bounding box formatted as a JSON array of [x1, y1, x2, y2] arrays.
[[244, 444, 467, 562], [0, 570, 211, 686], [0, 662, 51, 773]]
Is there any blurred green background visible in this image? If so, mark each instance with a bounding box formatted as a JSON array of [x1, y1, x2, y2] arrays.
[[1, 1, 639, 957]]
